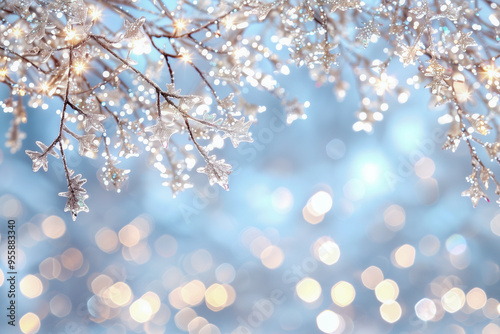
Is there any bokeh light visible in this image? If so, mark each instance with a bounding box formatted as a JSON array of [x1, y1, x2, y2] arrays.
[[20, 275, 43, 299], [375, 279, 399, 303], [260, 245, 284, 269], [316, 310, 341, 333], [331, 281, 355, 307], [296, 277, 322, 303], [313, 237, 340, 265], [41, 215, 66, 239], [361, 266, 384, 290], [19, 313, 40, 334], [415, 298, 437, 321], [392, 244, 416, 268], [441, 288, 466, 313], [380, 301, 402, 323]]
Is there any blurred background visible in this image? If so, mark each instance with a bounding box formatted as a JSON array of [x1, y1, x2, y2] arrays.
[[1, 50, 500, 334]]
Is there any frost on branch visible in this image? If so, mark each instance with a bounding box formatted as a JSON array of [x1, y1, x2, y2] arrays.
[[2, 0, 500, 218]]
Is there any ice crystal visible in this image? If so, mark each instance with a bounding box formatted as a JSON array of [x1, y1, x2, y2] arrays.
[[197, 156, 232, 190], [25, 141, 59, 172], [58, 170, 89, 221]]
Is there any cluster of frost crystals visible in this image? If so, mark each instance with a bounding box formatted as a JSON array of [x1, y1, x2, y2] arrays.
[[261, 0, 500, 207], [1, 0, 500, 218]]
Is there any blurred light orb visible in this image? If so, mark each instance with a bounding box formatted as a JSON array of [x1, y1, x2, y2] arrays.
[[191, 249, 213, 273], [490, 214, 500, 236], [446, 234, 467, 255], [316, 310, 341, 333], [108, 282, 133, 306], [419, 235, 440, 256], [61, 248, 83, 271], [95, 228, 119, 253], [303, 206, 325, 224], [174, 308, 197, 331], [169, 287, 188, 310], [441, 288, 466, 313], [223, 284, 237, 308], [91, 274, 113, 295], [49, 293, 72, 317], [154, 234, 178, 258], [375, 279, 399, 303], [39, 257, 61, 280], [361, 266, 384, 290], [313, 237, 340, 265], [415, 298, 436, 321], [384, 205, 406, 231], [331, 281, 356, 307], [87, 295, 109, 319], [467, 288, 487, 310], [483, 323, 500, 334], [380, 301, 402, 323], [19, 312, 40, 334], [141, 291, 161, 314], [41, 215, 66, 239], [188, 316, 209, 333], [260, 245, 284, 269], [392, 244, 416, 268], [119, 224, 141, 247], [129, 298, 153, 323], [199, 324, 221, 334], [181, 280, 206, 306], [20, 275, 43, 299], [483, 298, 500, 319], [414, 157, 435, 179], [446, 324, 466, 334], [0, 194, 22, 217], [308, 191, 333, 216], [296, 277, 322, 303], [205, 283, 228, 309], [215, 263, 236, 283], [449, 249, 471, 270]]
